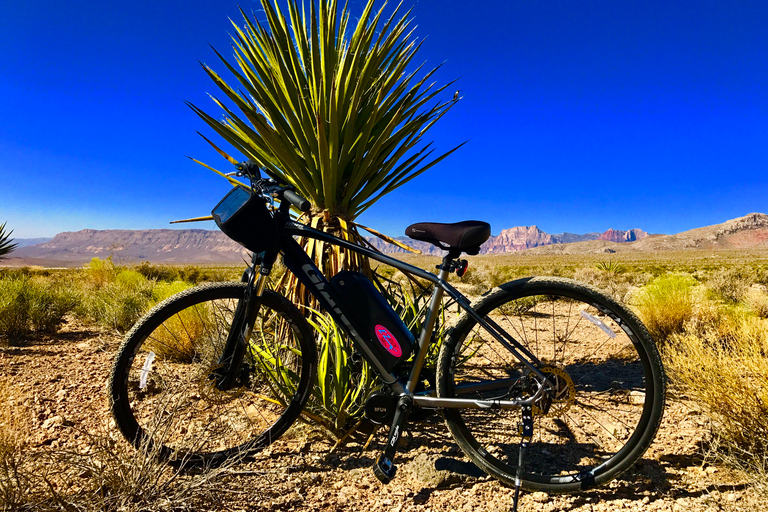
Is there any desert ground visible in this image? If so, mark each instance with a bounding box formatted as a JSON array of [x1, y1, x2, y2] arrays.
[[3, 250, 768, 511]]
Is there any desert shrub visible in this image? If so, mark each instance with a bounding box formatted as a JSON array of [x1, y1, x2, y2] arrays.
[[115, 268, 147, 289], [151, 280, 192, 303], [632, 273, 698, 343], [135, 261, 181, 282], [79, 269, 154, 332], [486, 264, 518, 288], [706, 265, 757, 303], [745, 286, 768, 318], [456, 264, 486, 291], [177, 265, 232, 284], [84, 256, 118, 287], [0, 276, 78, 345], [574, 267, 631, 302], [663, 315, 768, 480]]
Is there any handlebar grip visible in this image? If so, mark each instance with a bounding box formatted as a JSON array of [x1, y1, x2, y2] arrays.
[[283, 189, 311, 212]]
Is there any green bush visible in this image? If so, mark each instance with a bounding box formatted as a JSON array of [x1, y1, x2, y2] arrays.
[[0, 276, 78, 345], [150, 280, 192, 303], [632, 273, 698, 343]]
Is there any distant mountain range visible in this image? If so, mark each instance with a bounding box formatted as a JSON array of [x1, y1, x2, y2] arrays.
[[7, 229, 249, 266], [4, 213, 767, 267]]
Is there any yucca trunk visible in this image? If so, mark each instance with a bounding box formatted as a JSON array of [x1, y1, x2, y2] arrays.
[[278, 212, 373, 308]]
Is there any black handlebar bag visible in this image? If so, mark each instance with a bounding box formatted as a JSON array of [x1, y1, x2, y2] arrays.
[[212, 186, 278, 253]]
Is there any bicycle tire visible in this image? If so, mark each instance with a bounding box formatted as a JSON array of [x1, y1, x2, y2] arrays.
[[436, 277, 665, 493], [109, 282, 316, 467]]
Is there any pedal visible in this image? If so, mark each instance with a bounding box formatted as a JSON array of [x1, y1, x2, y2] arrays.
[[373, 455, 397, 484]]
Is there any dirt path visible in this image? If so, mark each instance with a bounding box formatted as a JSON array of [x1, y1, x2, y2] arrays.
[[1, 322, 763, 511]]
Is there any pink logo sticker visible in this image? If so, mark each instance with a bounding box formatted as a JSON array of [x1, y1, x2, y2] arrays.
[[375, 325, 402, 357]]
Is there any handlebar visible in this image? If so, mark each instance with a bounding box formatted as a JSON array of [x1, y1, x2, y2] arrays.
[[233, 160, 311, 212], [282, 188, 311, 212]]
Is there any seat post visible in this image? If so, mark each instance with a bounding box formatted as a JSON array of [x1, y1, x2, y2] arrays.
[[439, 250, 461, 269]]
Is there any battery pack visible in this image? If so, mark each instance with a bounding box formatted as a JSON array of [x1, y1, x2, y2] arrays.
[[329, 271, 414, 372]]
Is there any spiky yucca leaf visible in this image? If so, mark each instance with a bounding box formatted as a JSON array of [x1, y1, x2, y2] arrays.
[[190, 0, 461, 219], [0, 223, 18, 260]]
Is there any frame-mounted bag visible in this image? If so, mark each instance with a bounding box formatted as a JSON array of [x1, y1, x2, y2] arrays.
[[212, 186, 278, 253]]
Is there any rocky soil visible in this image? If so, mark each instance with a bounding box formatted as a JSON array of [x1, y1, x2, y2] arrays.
[[2, 322, 765, 511]]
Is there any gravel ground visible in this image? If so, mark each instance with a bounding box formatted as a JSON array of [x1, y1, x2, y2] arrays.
[[2, 321, 765, 511]]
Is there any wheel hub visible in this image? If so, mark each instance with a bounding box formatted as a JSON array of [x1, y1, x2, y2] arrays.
[[198, 364, 247, 404], [533, 366, 575, 417]]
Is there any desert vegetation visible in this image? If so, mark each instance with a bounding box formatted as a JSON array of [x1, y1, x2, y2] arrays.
[[0, 259, 236, 345], [2, 250, 768, 509]]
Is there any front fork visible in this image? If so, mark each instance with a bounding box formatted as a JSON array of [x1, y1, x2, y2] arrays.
[[213, 251, 273, 390]]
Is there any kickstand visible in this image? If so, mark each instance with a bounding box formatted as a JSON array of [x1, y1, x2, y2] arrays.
[[512, 404, 534, 512]]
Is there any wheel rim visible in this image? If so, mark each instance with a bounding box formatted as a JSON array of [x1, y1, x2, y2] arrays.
[[119, 288, 308, 461], [445, 286, 655, 486]]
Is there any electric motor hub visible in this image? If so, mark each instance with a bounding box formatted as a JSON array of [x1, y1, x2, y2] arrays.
[[364, 391, 397, 425]]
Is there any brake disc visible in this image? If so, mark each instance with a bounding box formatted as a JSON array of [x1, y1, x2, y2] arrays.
[[533, 366, 576, 417]]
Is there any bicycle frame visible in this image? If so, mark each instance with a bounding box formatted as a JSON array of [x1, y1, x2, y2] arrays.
[[249, 219, 552, 410]]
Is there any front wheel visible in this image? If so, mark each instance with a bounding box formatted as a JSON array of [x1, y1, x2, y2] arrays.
[[436, 277, 665, 493], [109, 282, 317, 467]]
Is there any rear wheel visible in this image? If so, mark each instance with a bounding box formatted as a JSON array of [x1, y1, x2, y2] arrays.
[[109, 282, 316, 467], [437, 277, 665, 493]]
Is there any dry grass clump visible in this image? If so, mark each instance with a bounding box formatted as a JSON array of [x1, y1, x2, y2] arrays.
[[744, 285, 768, 318], [0, 378, 35, 509], [663, 314, 768, 484], [0, 275, 78, 345], [0, 377, 239, 511]]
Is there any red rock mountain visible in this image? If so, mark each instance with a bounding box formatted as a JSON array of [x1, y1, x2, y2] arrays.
[[598, 228, 649, 243], [481, 226, 554, 252]]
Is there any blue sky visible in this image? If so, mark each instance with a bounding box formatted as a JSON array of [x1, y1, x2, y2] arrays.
[[2, 0, 767, 239]]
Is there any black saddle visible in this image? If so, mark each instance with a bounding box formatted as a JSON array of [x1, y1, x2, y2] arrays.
[[405, 221, 491, 255]]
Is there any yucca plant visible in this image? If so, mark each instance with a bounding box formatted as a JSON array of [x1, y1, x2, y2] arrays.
[[0, 223, 18, 260], [303, 311, 376, 438], [190, 0, 461, 303]]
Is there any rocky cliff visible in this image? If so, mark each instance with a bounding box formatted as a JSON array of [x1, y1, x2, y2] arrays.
[[365, 226, 637, 255]]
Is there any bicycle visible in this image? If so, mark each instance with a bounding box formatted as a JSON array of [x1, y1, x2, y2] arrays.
[[108, 161, 665, 509]]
